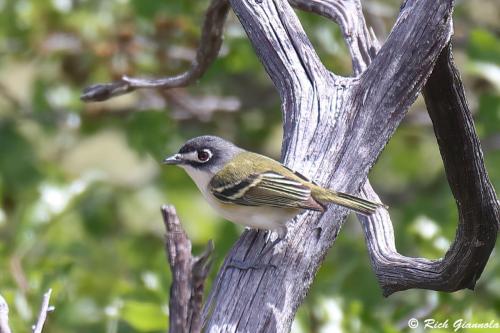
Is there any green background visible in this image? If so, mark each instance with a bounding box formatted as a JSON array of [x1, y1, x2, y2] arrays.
[[0, 0, 499, 332]]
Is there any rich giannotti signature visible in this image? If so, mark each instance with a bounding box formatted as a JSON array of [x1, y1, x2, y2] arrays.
[[408, 318, 500, 331]]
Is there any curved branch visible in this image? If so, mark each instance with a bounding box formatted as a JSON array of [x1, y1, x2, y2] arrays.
[[314, 1, 498, 297], [359, 47, 499, 297], [231, 0, 329, 95], [359, 44, 498, 296], [289, 0, 378, 74], [80, 0, 230, 102], [230, 0, 337, 160]]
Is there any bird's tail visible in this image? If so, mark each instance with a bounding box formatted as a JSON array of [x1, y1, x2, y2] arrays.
[[314, 189, 386, 215]]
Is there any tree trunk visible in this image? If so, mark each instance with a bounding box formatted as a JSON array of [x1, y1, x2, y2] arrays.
[[200, 0, 498, 331]]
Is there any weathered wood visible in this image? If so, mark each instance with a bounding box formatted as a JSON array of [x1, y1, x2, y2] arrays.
[[202, 0, 459, 331], [162, 205, 213, 333], [32, 289, 55, 333], [359, 44, 499, 296], [314, 0, 500, 297], [289, 0, 378, 74]]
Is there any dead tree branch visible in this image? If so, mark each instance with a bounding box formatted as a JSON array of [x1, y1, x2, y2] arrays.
[[310, 0, 499, 296], [161, 205, 213, 333], [80, 0, 229, 102], [0, 290, 55, 333], [32, 289, 55, 333], [359, 44, 499, 296], [201, 0, 467, 331], [289, 0, 378, 74], [0, 294, 12, 333]]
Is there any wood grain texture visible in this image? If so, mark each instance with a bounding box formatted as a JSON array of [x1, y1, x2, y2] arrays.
[[201, 0, 481, 332], [162, 205, 213, 333], [359, 44, 499, 296]]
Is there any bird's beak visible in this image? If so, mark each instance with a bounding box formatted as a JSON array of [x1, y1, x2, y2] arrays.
[[162, 153, 183, 165]]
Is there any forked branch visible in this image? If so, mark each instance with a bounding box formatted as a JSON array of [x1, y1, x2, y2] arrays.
[[162, 205, 213, 333], [202, 0, 458, 331], [32, 289, 55, 333], [0, 290, 54, 333], [289, 0, 378, 74], [319, 0, 499, 296]]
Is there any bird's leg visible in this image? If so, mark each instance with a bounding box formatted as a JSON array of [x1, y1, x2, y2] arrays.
[[227, 227, 286, 270]]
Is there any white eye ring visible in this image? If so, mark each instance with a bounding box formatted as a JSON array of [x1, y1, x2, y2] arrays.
[[196, 149, 212, 162]]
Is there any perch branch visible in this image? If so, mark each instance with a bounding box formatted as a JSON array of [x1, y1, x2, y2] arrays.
[[360, 44, 499, 296], [32, 289, 55, 333], [0, 294, 12, 333], [162, 205, 213, 333], [80, 0, 230, 102], [202, 0, 455, 331]]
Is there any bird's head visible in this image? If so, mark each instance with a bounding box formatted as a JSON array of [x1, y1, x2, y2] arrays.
[[163, 135, 242, 174]]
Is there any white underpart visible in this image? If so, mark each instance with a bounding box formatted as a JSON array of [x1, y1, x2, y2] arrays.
[[181, 165, 297, 237]]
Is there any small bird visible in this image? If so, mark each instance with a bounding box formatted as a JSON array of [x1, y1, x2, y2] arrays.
[[163, 136, 384, 267]]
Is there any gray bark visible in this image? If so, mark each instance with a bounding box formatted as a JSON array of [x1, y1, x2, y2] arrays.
[[201, 0, 498, 331], [359, 44, 500, 297], [162, 205, 213, 333]]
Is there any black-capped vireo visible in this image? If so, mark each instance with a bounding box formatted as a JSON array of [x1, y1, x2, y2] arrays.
[[163, 136, 385, 268]]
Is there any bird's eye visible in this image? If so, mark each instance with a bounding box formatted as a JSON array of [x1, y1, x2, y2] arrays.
[[197, 149, 211, 162]]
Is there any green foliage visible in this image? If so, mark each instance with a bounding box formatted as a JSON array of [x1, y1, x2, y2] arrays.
[[0, 0, 498, 332], [467, 29, 500, 65], [121, 300, 168, 331]]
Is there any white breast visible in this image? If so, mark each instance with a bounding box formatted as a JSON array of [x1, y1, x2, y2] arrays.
[[181, 165, 299, 235]]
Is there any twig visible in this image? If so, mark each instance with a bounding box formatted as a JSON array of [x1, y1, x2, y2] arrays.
[[81, 0, 230, 102], [161, 205, 213, 333], [0, 294, 12, 333], [32, 289, 55, 333]]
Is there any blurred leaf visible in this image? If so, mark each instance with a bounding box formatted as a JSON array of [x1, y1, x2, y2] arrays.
[[121, 300, 167, 332], [131, 0, 187, 18], [467, 29, 500, 65], [0, 120, 40, 195], [125, 111, 172, 159], [477, 93, 500, 136], [78, 184, 120, 236]]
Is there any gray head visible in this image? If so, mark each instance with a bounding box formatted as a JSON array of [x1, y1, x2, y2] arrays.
[[163, 135, 243, 173]]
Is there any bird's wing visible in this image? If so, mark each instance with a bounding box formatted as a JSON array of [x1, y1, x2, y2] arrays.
[[210, 171, 324, 211]]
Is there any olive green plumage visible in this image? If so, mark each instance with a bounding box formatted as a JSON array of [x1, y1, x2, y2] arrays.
[[209, 151, 382, 215]]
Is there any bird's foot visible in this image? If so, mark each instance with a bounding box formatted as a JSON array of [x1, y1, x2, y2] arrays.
[[227, 258, 277, 270]]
